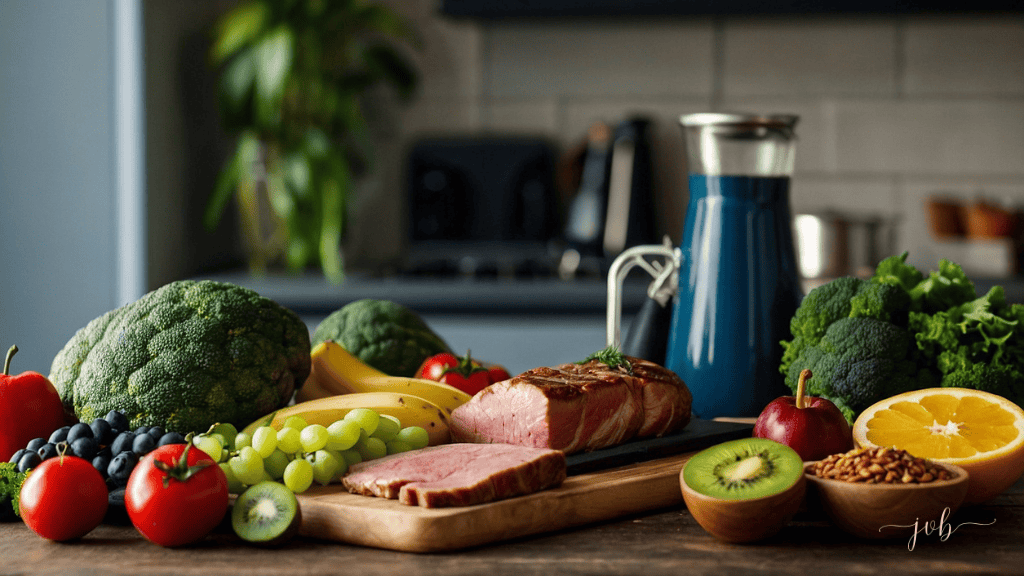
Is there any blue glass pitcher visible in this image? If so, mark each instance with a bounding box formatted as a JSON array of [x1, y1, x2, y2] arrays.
[[607, 113, 804, 418]]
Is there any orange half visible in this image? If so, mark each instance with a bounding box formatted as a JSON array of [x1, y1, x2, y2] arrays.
[[852, 388, 1024, 503]]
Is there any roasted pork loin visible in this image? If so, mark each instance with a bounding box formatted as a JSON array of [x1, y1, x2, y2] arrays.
[[450, 356, 692, 454], [341, 443, 567, 508]]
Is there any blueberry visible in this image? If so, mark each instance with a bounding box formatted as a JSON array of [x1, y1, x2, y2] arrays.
[[71, 436, 99, 460], [48, 426, 71, 444], [147, 426, 165, 440], [90, 418, 115, 445], [105, 410, 129, 433], [17, 451, 41, 473], [107, 452, 138, 485], [108, 486, 126, 507], [25, 437, 47, 452], [92, 453, 111, 479], [132, 433, 156, 456], [9, 448, 27, 464], [134, 426, 150, 436], [157, 431, 186, 446], [110, 431, 136, 456], [67, 422, 94, 444], [36, 442, 59, 461]]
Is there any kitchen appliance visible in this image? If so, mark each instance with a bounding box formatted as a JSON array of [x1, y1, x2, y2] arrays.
[[607, 113, 804, 419], [403, 136, 560, 277], [792, 211, 898, 281], [560, 117, 658, 276]]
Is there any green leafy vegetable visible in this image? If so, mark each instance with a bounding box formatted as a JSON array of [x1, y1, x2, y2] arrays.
[[781, 252, 1024, 423], [0, 463, 28, 521]]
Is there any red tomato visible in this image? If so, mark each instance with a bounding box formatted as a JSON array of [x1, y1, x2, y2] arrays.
[[20, 455, 108, 541], [441, 369, 492, 396], [125, 443, 229, 547], [415, 352, 461, 381], [416, 351, 500, 395], [487, 365, 512, 383]]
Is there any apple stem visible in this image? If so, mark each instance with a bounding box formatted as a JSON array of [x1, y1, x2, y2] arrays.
[[3, 345, 16, 376], [796, 369, 811, 409]]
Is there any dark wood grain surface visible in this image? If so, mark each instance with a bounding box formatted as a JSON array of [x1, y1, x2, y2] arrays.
[[2, 477, 1021, 576]]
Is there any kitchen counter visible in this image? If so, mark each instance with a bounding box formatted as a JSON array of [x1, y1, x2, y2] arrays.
[[195, 271, 1024, 316], [192, 271, 653, 316], [2, 475, 1021, 576]]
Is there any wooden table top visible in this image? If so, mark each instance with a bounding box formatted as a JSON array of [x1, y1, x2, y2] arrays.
[[2, 476, 1021, 576]]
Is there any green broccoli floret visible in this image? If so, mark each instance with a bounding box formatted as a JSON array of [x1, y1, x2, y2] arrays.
[[779, 277, 910, 377], [50, 280, 311, 434], [785, 317, 932, 422], [0, 463, 27, 521], [311, 299, 451, 377]]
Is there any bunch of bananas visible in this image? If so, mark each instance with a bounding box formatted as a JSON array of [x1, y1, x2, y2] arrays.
[[242, 342, 473, 447]]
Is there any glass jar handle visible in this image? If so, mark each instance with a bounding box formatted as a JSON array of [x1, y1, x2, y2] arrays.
[[606, 236, 680, 349]]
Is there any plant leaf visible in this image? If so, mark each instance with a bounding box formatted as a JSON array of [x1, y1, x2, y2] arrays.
[[210, 0, 271, 65], [351, 4, 421, 47], [319, 157, 349, 284], [205, 131, 260, 230], [254, 25, 295, 128], [218, 46, 257, 119]]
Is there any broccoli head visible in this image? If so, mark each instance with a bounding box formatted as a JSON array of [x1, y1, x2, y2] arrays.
[[780, 276, 910, 377], [50, 280, 311, 434], [311, 299, 451, 377], [785, 317, 931, 422]]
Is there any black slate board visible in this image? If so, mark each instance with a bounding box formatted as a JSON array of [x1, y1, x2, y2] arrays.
[[565, 418, 753, 475]]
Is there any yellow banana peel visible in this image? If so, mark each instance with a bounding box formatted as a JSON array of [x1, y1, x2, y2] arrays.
[[242, 391, 451, 446], [297, 340, 472, 414]]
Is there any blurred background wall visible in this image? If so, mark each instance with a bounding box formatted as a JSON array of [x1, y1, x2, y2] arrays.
[[2, 0, 1023, 372]]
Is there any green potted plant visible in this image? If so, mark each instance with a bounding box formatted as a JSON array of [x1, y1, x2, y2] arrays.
[[205, 0, 419, 283]]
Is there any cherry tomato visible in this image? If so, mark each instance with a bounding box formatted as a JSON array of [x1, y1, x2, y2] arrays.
[[415, 352, 461, 381], [487, 365, 512, 383], [441, 369, 492, 396], [20, 455, 108, 541], [416, 351, 503, 396], [125, 443, 229, 547]]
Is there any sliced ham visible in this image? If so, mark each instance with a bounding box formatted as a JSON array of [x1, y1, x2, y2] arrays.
[[451, 356, 691, 454], [341, 443, 566, 508]]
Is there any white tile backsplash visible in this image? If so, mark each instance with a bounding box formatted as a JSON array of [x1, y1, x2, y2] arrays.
[[833, 99, 1024, 175], [904, 17, 1024, 96], [721, 18, 898, 97], [482, 20, 715, 99]]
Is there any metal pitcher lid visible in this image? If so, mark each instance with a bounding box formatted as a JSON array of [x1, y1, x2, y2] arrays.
[[680, 112, 799, 130]]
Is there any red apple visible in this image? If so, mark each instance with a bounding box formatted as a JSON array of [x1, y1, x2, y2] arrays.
[[753, 369, 853, 462], [0, 345, 67, 462]]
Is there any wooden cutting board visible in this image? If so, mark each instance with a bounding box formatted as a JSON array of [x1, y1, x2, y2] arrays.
[[296, 419, 752, 552]]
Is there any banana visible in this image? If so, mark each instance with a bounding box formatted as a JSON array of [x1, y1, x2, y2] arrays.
[[296, 341, 472, 414], [242, 391, 452, 446]]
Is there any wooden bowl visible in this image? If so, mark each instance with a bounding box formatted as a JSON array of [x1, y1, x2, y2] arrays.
[[803, 461, 969, 540], [680, 469, 806, 543]]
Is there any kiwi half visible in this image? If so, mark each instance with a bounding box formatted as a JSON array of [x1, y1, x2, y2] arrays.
[[683, 437, 803, 500], [231, 481, 301, 546], [680, 438, 807, 543]]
